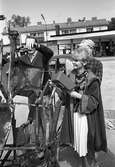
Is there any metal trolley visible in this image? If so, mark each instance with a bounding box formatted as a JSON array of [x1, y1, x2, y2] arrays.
[[0, 31, 76, 167]]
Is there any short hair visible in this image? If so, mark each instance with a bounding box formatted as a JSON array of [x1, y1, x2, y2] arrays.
[[79, 39, 95, 49], [78, 39, 95, 57]]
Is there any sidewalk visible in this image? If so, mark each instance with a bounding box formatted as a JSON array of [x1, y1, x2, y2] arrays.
[[59, 132, 115, 167], [96, 129, 115, 167], [59, 126, 115, 167]]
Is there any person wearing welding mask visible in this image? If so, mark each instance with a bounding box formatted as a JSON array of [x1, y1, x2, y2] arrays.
[[20, 36, 53, 124], [69, 59, 107, 167]]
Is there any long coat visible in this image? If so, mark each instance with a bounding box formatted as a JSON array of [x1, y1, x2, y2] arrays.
[[60, 71, 107, 153], [79, 71, 107, 153], [15, 44, 53, 88], [60, 95, 74, 145]]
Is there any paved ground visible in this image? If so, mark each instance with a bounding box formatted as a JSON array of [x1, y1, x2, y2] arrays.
[[58, 129, 115, 167], [100, 57, 115, 111], [58, 146, 115, 167]]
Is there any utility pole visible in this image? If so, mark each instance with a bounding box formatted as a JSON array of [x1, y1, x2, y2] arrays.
[[0, 15, 6, 82], [41, 14, 48, 45]]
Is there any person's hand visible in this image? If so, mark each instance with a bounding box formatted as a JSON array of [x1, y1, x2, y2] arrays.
[[43, 96, 50, 107], [70, 91, 82, 99], [35, 97, 41, 105], [26, 38, 35, 50], [20, 120, 30, 129]]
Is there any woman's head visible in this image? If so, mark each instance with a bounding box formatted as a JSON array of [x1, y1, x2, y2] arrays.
[[79, 39, 95, 50], [72, 60, 87, 76], [75, 47, 89, 61], [74, 39, 95, 61]]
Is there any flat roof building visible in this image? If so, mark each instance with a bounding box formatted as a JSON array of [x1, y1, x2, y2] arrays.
[[2, 17, 115, 57]]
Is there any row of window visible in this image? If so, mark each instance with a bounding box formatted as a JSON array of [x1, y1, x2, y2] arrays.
[[61, 26, 108, 35], [29, 26, 108, 38], [19, 25, 108, 43]]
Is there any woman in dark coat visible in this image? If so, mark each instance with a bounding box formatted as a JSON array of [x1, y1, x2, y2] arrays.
[[69, 60, 107, 166]]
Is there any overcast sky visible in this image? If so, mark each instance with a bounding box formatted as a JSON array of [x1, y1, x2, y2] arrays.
[[0, 0, 115, 24]]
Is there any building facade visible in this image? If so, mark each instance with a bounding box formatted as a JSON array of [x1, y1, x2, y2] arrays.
[[2, 17, 115, 57]]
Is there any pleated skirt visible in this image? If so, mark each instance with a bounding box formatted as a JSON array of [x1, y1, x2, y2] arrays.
[[74, 112, 88, 157]]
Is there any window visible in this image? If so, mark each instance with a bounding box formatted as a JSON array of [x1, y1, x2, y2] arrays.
[[93, 27, 100, 31], [62, 29, 76, 34], [62, 29, 69, 34], [87, 27, 93, 32], [77, 28, 86, 33], [93, 26, 108, 32], [99, 26, 108, 31], [70, 29, 76, 34]]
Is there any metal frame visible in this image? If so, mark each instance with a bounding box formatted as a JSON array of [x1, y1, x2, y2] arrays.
[[0, 30, 47, 166], [0, 34, 74, 166]]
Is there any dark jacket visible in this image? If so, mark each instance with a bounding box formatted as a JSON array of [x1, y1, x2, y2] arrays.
[[60, 95, 74, 145], [86, 57, 103, 83], [15, 45, 53, 87], [79, 71, 107, 152], [14, 45, 53, 121], [15, 44, 53, 69]]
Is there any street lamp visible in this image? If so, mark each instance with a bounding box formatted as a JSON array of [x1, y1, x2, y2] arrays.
[[41, 14, 48, 44]]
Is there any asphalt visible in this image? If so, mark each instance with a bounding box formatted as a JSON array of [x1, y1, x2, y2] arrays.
[[58, 129, 115, 167]]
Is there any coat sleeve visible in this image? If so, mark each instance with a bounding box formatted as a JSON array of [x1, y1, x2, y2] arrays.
[[80, 81, 100, 114], [96, 61, 103, 84], [38, 45, 54, 65]]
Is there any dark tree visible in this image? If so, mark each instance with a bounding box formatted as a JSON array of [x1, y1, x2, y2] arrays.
[[9, 14, 31, 27]]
